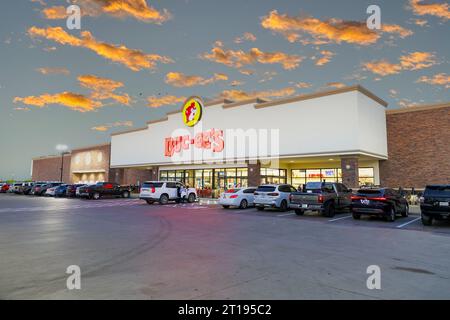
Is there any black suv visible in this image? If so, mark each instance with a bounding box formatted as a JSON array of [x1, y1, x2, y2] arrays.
[[420, 185, 450, 226], [351, 188, 409, 222]]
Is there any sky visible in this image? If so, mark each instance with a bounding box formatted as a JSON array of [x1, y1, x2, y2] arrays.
[[0, 0, 449, 180]]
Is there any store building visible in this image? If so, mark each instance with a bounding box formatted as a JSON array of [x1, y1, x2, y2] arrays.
[[30, 86, 450, 196]]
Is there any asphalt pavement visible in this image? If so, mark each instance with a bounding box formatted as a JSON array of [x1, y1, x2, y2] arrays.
[[1, 193, 449, 299]]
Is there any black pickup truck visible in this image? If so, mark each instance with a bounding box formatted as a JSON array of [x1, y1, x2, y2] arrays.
[[289, 182, 352, 217], [76, 182, 131, 200], [420, 184, 450, 225]]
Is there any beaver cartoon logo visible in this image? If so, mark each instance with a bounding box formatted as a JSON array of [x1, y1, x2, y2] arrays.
[[182, 97, 203, 127]]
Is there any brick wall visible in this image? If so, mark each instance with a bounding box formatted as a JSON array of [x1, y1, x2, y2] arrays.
[[32, 154, 71, 183], [380, 105, 450, 189], [70, 144, 111, 183]]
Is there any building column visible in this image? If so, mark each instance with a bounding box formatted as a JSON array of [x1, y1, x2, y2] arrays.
[[341, 156, 359, 188], [247, 161, 261, 186], [111, 168, 124, 184], [150, 166, 159, 181]]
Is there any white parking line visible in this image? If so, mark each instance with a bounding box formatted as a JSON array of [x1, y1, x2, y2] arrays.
[[328, 215, 352, 222], [277, 212, 295, 217], [396, 217, 421, 229]]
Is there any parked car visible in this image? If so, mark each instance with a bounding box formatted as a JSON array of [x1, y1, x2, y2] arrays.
[[66, 184, 86, 197], [289, 182, 352, 217], [219, 187, 257, 209], [36, 182, 62, 196], [77, 182, 131, 200], [139, 181, 197, 205], [0, 183, 10, 193], [420, 185, 450, 226], [52, 184, 69, 197], [21, 182, 35, 195], [254, 184, 297, 212], [30, 183, 45, 195], [351, 188, 409, 222], [10, 182, 23, 193]]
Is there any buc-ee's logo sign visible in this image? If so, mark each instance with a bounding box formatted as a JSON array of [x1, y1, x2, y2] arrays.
[[182, 97, 203, 127], [164, 129, 224, 157]]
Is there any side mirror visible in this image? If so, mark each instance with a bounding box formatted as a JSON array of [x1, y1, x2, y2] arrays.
[[348, 189, 353, 193]]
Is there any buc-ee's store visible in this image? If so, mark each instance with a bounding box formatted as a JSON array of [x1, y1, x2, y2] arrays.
[[32, 86, 450, 197]]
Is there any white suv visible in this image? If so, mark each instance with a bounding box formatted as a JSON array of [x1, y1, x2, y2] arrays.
[[139, 181, 197, 205]]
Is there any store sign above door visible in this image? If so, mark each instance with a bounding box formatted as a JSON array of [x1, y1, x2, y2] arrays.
[[164, 129, 224, 157], [164, 96, 224, 157]]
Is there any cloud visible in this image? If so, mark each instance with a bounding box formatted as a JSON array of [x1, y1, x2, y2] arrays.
[[258, 71, 277, 83], [293, 82, 312, 88], [13, 92, 103, 112], [220, 87, 296, 101], [326, 82, 346, 89], [14, 74, 131, 112], [238, 69, 254, 75], [28, 26, 173, 71], [201, 45, 303, 70], [230, 80, 245, 87], [92, 120, 134, 132], [165, 72, 228, 87], [408, 0, 450, 20], [363, 51, 437, 76], [42, 0, 171, 24], [364, 60, 403, 76], [147, 95, 186, 108], [417, 73, 450, 88], [399, 51, 437, 70], [35, 67, 70, 75], [78, 74, 131, 105], [234, 32, 257, 44], [314, 50, 335, 66], [414, 19, 428, 26], [261, 10, 413, 45]]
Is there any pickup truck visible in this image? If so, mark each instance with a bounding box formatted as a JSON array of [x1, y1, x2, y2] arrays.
[[139, 181, 197, 205], [289, 182, 352, 217], [76, 182, 131, 200]]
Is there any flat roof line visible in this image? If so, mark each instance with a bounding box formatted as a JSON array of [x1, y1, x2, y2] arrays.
[[387, 102, 450, 114], [254, 85, 388, 109]]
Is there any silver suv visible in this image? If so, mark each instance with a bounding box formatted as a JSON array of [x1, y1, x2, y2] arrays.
[[254, 184, 297, 211]]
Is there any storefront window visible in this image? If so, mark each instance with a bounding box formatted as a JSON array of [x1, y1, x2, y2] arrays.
[[261, 168, 287, 184], [359, 167, 375, 186], [291, 167, 373, 187]]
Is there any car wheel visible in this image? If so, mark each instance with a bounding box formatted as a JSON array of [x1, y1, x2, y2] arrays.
[[222, 205, 230, 209], [122, 191, 130, 198], [401, 204, 409, 217], [146, 199, 154, 205], [352, 212, 361, 220], [159, 194, 169, 205], [239, 199, 248, 209], [295, 209, 304, 216], [279, 200, 288, 212], [421, 214, 433, 226], [256, 206, 264, 211], [93, 192, 100, 200], [387, 207, 396, 222], [187, 193, 196, 203], [323, 202, 335, 217]]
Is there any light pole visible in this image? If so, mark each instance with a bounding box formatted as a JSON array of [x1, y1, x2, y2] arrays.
[[56, 144, 69, 183]]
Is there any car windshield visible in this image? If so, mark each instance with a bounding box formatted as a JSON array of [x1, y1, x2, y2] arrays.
[[142, 182, 163, 188], [256, 186, 276, 192], [424, 186, 450, 197], [225, 189, 241, 193]]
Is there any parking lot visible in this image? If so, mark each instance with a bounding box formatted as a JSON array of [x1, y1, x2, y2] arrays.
[[1, 193, 450, 299]]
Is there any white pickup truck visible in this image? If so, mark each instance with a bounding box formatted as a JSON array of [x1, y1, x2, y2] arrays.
[[139, 181, 197, 205]]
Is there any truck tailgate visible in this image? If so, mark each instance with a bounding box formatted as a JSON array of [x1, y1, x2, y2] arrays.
[[290, 193, 320, 204]]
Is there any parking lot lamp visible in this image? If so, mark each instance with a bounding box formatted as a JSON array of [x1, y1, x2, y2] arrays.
[[56, 144, 69, 183]]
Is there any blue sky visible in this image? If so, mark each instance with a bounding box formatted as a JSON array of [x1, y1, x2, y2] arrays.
[[0, 0, 449, 179]]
